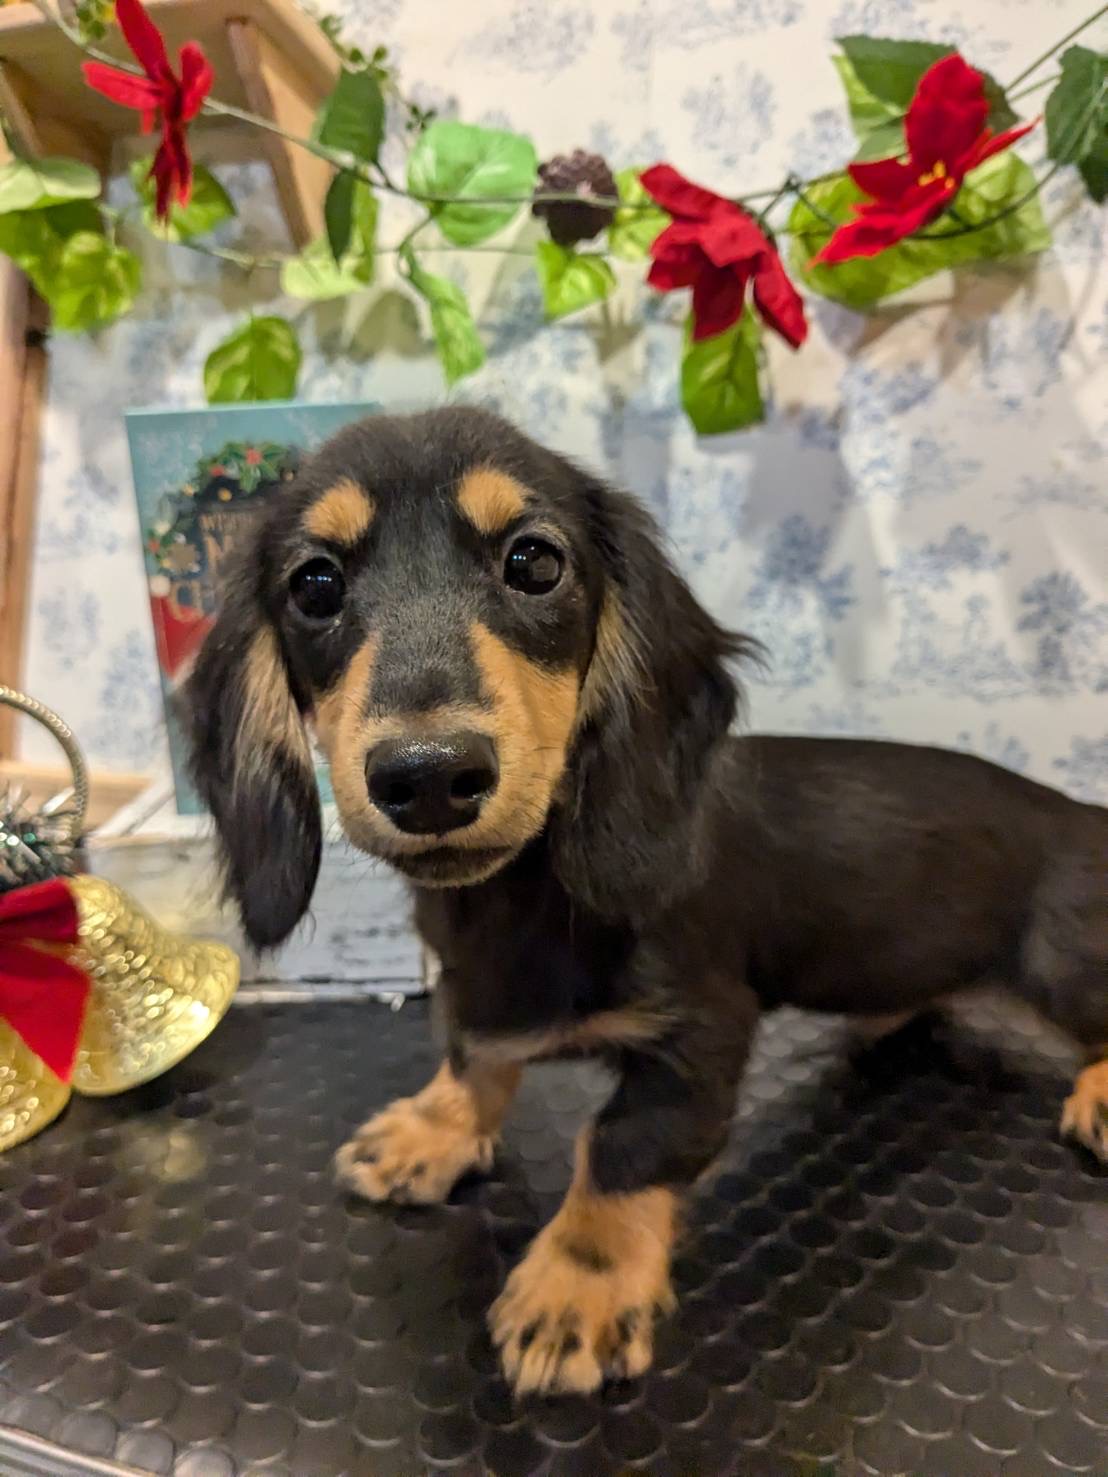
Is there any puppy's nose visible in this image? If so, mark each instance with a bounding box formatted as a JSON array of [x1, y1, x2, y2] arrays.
[[365, 732, 499, 835]]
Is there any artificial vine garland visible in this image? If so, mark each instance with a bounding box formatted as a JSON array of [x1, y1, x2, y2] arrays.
[[0, 0, 1104, 434]]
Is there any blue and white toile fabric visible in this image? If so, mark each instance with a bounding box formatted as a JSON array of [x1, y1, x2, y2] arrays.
[[22, 0, 1107, 803]]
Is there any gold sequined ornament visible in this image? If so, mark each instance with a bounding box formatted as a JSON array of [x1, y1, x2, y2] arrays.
[[69, 874, 239, 1096], [0, 685, 86, 1151], [0, 1032, 71, 1152], [0, 686, 240, 1146], [0, 878, 239, 1147]]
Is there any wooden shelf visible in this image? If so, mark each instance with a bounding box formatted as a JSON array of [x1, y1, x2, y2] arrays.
[[0, 0, 338, 135]]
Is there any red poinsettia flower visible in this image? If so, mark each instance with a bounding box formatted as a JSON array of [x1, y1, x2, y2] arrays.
[[813, 54, 1035, 266], [83, 0, 213, 221], [641, 164, 808, 347]]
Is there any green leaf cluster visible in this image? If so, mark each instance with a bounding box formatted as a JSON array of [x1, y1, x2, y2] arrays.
[[283, 183, 378, 299], [608, 168, 668, 261], [407, 120, 537, 245], [400, 246, 485, 385], [203, 316, 302, 403], [398, 120, 540, 383], [314, 67, 385, 260], [534, 241, 615, 319], [0, 155, 140, 331], [681, 312, 764, 435]]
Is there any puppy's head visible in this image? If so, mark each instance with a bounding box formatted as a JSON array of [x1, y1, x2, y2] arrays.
[[185, 407, 752, 946]]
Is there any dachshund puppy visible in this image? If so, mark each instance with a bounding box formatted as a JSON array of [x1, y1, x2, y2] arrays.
[[186, 407, 1108, 1396]]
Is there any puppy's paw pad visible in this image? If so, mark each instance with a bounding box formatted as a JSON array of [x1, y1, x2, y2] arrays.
[[489, 1229, 671, 1395], [334, 1099, 493, 1204], [1061, 1061, 1108, 1163]]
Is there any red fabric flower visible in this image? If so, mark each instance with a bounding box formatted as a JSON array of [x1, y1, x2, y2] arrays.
[[0, 879, 89, 1082], [83, 0, 213, 221], [813, 54, 1035, 266], [641, 164, 808, 347]]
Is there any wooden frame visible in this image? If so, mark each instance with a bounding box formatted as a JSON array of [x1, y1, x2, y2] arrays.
[[0, 264, 46, 757], [0, 0, 338, 770]]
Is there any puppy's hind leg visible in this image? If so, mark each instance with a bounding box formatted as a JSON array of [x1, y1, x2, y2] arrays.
[[1032, 969, 1108, 1162], [1013, 841, 1108, 1161], [1061, 1051, 1108, 1161]]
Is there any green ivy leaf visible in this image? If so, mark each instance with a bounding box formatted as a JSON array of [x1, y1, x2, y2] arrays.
[[283, 181, 376, 299], [401, 246, 485, 385], [0, 201, 146, 333], [316, 66, 385, 164], [203, 316, 301, 403], [534, 241, 615, 319], [349, 184, 378, 281], [1078, 135, 1108, 204], [851, 118, 910, 163], [129, 158, 235, 241], [0, 210, 55, 279], [607, 167, 669, 261], [280, 237, 364, 299], [0, 156, 101, 213], [681, 311, 763, 436], [832, 54, 901, 139], [834, 40, 1018, 160], [47, 232, 142, 332], [789, 152, 1051, 309], [837, 36, 950, 109], [324, 171, 355, 259], [407, 121, 537, 245], [980, 74, 1021, 134], [1045, 46, 1108, 203], [0, 201, 100, 286]]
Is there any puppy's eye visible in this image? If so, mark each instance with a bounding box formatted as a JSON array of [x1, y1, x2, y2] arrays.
[[504, 538, 563, 595], [289, 558, 345, 622]]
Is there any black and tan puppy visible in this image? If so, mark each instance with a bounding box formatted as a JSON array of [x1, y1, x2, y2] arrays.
[[186, 407, 1108, 1396]]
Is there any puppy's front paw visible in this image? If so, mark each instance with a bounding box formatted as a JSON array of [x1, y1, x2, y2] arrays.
[[335, 1096, 494, 1204], [1061, 1060, 1108, 1162], [490, 1195, 675, 1395]]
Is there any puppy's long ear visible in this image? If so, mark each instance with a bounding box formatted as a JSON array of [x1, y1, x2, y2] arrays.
[[553, 477, 758, 921], [183, 543, 322, 949]]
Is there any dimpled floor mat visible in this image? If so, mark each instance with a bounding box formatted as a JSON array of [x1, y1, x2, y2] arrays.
[[0, 997, 1104, 1476]]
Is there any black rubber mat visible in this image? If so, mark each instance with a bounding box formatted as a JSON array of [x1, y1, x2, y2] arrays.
[[0, 997, 1104, 1476]]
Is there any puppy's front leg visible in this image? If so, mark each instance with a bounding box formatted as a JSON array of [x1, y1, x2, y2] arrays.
[[335, 1058, 520, 1204], [491, 1006, 755, 1395]]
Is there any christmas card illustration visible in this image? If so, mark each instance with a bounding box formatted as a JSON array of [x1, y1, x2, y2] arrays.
[[126, 401, 375, 814]]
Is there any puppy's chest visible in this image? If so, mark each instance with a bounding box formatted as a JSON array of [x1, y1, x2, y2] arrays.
[[414, 871, 635, 1044]]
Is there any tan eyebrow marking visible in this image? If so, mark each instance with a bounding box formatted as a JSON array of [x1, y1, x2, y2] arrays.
[[303, 479, 375, 546], [456, 468, 528, 536]]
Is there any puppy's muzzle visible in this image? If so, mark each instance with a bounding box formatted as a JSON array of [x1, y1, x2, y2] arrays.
[[365, 731, 499, 836]]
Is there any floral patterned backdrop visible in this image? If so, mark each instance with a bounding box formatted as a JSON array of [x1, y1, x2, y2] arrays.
[[21, 0, 1108, 805]]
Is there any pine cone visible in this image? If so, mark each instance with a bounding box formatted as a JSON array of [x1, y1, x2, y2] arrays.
[[532, 150, 618, 247]]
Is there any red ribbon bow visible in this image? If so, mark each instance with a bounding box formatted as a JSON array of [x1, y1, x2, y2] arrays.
[[0, 879, 89, 1082]]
